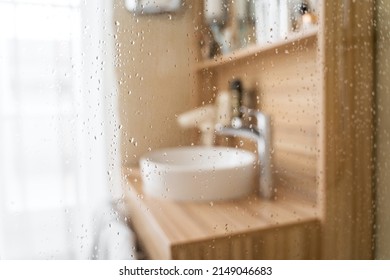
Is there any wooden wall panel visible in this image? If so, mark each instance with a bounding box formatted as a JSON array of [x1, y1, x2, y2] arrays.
[[319, 0, 374, 259], [171, 223, 321, 260], [199, 39, 320, 204], [115, 1, 200, 166], [374, 0, 390, 259]]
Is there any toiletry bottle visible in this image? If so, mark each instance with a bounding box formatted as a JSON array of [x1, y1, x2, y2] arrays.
[[241, 84, 257, 127], [229, 79, 243, 120], [216, 91, 232, 127], [300, 2, 317, 30]]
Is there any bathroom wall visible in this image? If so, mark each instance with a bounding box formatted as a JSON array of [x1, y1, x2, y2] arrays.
[[375, 0, 390, 259], [113, 1, 198, 166], [114, 0, 320, 203], [199, 40, 320, 203]]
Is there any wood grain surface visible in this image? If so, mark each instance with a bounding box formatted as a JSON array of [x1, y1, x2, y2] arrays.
[[123, 169, 320, 260]]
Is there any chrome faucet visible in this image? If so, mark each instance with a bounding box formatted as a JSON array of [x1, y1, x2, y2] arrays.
[[215, 106, 273, 199]]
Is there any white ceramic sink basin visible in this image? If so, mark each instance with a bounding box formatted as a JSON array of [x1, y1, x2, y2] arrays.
[[140, 146, 256, 201]]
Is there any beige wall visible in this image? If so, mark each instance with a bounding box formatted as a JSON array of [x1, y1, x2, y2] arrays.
[[114, 1, 198, 166], [375, 0, 390, 259]]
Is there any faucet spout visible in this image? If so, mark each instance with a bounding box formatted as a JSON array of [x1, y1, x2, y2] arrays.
[[216, 107, 273, 199]]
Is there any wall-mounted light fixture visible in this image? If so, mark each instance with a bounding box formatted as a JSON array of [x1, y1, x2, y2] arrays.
[[125, 0, 181, 14]]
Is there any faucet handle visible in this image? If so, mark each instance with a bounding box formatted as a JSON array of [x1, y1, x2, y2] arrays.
[[240, 106, 269, 135], [240, 106, 257, 117], [240, 106, 263, 120]]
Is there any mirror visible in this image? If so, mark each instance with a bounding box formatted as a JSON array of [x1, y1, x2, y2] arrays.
[[125, 0, 181, 14]]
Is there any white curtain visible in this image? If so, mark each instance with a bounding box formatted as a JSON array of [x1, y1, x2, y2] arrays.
[[0, 0, 131, 259]]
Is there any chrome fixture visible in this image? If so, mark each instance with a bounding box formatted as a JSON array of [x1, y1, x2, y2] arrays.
[[215, 106, 273, 199], [125, 0, 181, 14]]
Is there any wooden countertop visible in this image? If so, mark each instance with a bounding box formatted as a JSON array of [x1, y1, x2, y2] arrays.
[[123, 168, 321, 259]]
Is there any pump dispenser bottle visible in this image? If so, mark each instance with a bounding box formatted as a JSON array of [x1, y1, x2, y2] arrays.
[[229, 79, 243, 121]]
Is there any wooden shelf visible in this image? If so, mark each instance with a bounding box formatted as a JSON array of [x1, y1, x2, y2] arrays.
[[195, 27, 318, 71]]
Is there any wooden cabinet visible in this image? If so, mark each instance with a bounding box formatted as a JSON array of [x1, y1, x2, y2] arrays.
[[123, 169, 320, 260]]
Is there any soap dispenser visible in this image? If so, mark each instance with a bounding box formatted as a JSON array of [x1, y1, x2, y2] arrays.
[[229, 79, 243, 123]]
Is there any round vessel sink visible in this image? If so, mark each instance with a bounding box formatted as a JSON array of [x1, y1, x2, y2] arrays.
[[139, 146, 256, 201]]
